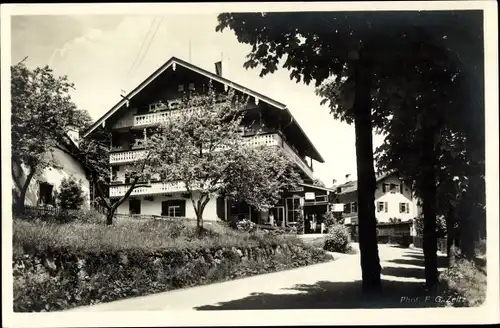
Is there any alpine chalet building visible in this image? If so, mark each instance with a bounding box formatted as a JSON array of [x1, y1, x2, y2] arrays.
[[83, 57, 334, 232]]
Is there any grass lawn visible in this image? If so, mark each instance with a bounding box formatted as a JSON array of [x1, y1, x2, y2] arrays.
[[13, 214, 334, 312]]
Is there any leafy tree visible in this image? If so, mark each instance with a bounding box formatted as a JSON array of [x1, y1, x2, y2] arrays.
[[147, 84, 300, 232], [58, 176, 85, 210], [373, 12, 484, 265], [90, 134, 154, 226], [11, 63, 87, 213], [62, 110, 154, 226], [312, 178, 326, 187], [221, 145, 301, 211], [216, 10, 483, 289]]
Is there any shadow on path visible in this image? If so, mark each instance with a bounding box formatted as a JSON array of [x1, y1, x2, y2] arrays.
[[381, 266, 425, 279], [195, 247, 453, 310], [389, 257, 448, 268], [195, 279, 444, 310]]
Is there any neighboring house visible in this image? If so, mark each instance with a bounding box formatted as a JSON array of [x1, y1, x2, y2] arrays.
[[334, 171, 420, 224], [83, 56, 333, 231], [12, 131, 92, 209]]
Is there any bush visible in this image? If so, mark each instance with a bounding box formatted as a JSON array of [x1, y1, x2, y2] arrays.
[[236, 219, 257, 233], [475, 239, 486, 257], [323, 224, 350, 253], [58, 177, 85, 210], [323, 211, 337, 228], [13, 219, 334, 312], [438, 259, 486, 307]]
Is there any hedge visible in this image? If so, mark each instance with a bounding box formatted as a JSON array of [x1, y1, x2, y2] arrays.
[[13, 219, 333, 312]]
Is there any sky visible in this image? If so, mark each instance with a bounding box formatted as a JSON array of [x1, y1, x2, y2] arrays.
[[11, 14, 386, 186]]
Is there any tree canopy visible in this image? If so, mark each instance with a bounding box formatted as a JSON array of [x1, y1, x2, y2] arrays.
[[11, 63, 90, 212], [147, 84, 301, 229]]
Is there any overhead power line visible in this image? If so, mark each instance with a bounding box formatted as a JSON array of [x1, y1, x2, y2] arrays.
[[130, 16, 165, 82], [123, 17, 158, 91]]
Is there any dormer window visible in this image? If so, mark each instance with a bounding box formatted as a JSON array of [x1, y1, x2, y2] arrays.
[[389, 183, 400, 193]]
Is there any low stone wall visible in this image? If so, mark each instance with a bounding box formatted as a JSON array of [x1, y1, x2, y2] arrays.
[[13, 243, 332, 312]]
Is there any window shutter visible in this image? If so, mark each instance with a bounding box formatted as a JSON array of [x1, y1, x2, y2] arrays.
[[161, 201, 168, 216], [179, 200, 186, 217], [216, 196, 225, 219], [385, 202, 388, 213], [406, 203, 410, 213]]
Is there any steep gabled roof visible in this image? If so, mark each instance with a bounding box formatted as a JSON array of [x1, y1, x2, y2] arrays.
[[83, 56, 288, 138], [82, 56, 324, 163], [334, 171, 399, 195]]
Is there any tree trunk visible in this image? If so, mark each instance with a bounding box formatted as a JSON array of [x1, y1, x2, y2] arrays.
[[14, 167, 36, 215], [106, 211, 115, 225], [352, 50, 381, 293], [105, 178, 140, 226], [194, 194, 210, 235], [421, 128, 439, 288], [458, 192, 475, 260], [446, 203, 456, 267]]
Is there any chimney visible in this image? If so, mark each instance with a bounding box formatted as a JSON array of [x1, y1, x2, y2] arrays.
[[215, 61, 222, 77]]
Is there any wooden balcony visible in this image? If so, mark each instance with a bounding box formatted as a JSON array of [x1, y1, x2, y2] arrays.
[[109, 133, 314, 179], [109, 181, 186, 198], [109, 149, 147, 164], [132, 97, 226, 128]]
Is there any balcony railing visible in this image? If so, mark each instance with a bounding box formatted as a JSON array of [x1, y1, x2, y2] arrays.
[[133, 99, 226, 128], [109, 133, 314, 179], [109, 181, 186, 198]]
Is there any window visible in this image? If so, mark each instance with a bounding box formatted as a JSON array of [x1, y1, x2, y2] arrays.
[[382, 183, 389, 193], [188, 82, 195, 91], [178, 84, 184, 92], [344, 203, 351, 214], [230, 200, 250, 218], [389, 183, 400, 193], [286, 198, 301, 223], [399, 202, 407, 213], [39, 182, 54, 206], [269, 207, 285, 226], [168, 205, 181, 217], [377, 201, 388, 213], [162, 200, 186, 217], [377, 202, 384, 212], [351, 202, 358, 213], [399, 202, 410, 214], [129, 199, 141, 214], [111, 166, 119, 181]]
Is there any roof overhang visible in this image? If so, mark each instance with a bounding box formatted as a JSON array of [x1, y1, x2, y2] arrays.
[[299, 183, 335, 192]]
